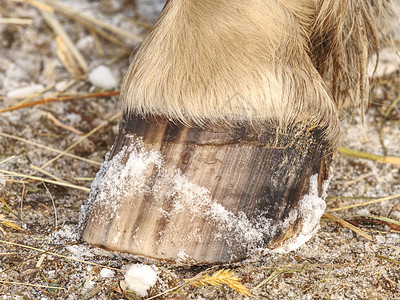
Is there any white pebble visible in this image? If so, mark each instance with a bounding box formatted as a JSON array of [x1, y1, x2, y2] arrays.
[[88, 65, 117, 90], [124, 264, 158, 297]]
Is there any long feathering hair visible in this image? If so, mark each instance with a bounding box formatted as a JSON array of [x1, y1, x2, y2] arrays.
[[310, 0, 393, 114], [120, 0, 393, 145]]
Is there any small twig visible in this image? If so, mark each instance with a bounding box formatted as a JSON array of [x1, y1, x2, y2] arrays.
[[0, 91, 120, 114], [252, 267, 303, 292], [80, 16, 131, 49], [35, 254, 47, 268], [259, 262, 356, 270], [20, 184, 27, 221], [363, 215, 400, 227], [0, 195, 20, 220]]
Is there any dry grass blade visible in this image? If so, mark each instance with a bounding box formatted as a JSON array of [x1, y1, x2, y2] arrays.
[[376, 254, 400, 265], [0, 155, 17, 165], [55, 35, 84, 77], [0, 240, 124, 273], [323, 213, 373, 241], [29, 112, 121, 177], [253, 266, 305, 292], [41, 0, 143, 43], [1, 220, 24, 231], [338, 146, 400, 165], [0, 195, 20, 220], [30, 164, 66, 183], [36, 1, 88, 73], [327, 193, 400, 212], [0, 17, 33, 25], [0, 169, 90, 193], [383, 95, 400, 119], [0, 281, 65, 289], [188, 269, 251, 297], [364, 215, 400, 226], [0, 132, 101, 166], [43, 111, 84, 135], [0, 91, 120, 114]]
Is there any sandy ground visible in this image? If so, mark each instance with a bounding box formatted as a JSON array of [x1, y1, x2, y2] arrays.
[[0, 1, 400, 299]]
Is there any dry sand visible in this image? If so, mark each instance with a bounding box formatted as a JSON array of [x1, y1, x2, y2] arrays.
[[0, 1, 399, 299]]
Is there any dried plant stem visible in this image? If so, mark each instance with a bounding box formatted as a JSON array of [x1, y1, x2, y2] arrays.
[[323, 213, 373, 241], [253, 268, 283, 291], [0, 91, 120, 114], [327, 193, 400, 212], [338, 146, 400, 165]]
